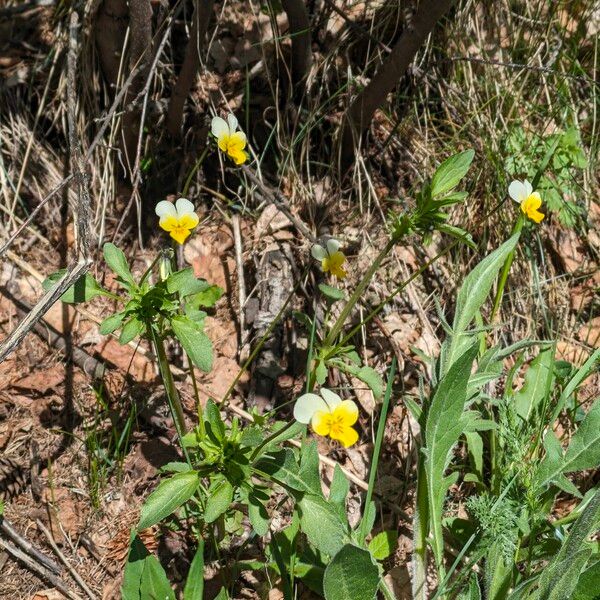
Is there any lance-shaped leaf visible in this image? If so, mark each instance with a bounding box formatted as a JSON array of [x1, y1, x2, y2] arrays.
[[442, 234, 520, 375], [424, 343, 479, 567]]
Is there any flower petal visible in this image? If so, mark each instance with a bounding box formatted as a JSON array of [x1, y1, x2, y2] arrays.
[[159, 215, 178, 231], [527, 191, 542, 209], [334, 426, 359, 448], [170, 228, 191, 245], [320, 388, 342, 411], [334, 400, 359, 426], [311, 244, 327, 260], [311, 411, 331, 437], [211, 116, 229, 139], [229, 131, 247, 149], [523, 179, 533, 198], [178, 213, 199, 229], [227, 113, 238, 133], [508, 180, 527, 203], [326, 238, 341, 255], [293, 393, 328, 424], [175, 197, 195, 217], [230, 148, 248, 165], [155, 200, 177, 218]]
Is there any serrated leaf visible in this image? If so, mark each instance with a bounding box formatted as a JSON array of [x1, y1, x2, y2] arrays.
[[254, 449, 315, 494], [166, 268, 209, 297], [138, 471, 199, 530], [204, 478, 234, 523], [323, 544, 379, 600], [99, 311, 125, 335], [42, 270, 108, 304], [171, 315, 213, 372], [537, 487, 600, 599], [298, 494, 348, 557], [430, 149, 475, 197], [536, 400, 600, 491], [103, 242, 136, 287], [368, 530, 398, 560]]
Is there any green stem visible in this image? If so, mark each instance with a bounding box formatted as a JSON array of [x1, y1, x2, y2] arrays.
[[149, 326, 190, 463], [359, 357, 397, 543], [490, 215, 524, 321], [250, 420, 296, 462], [324, 238, 395, 348], [187, 354, 206, 439]]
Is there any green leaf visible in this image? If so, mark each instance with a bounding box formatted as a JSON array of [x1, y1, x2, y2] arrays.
[[424, 343, 478, 567], [183, 540, 204, 600], [119, 316, 145, 345], [247, 490, 270, 535], [171, 315, 213, 372], [323, 544, 379, 600], [298, 494, 348, 556], [430, 149, 475, 198], [140, 553, 176, 600], [214, 588, 229, 600], [138, 471, 199, 530], [99, 311, 125, 335], [368, 530, 398, 560], [204, 399, 225, 442], [299, 440, 323, 496], [103, 242, 136, 287], [122, 535, 150, 600], [572, 559, 600, 600], [514, 350, 554, 423], [166, 268, 208, 297], [188, 285, 224, 309], [42, 270, 109, 304], [329, 464, 349, 509], [318, 283, 345, 302], [537, 487, 600, 599], [255, 449, 315, 494], [442, 234, 520, 374], [329, 359, 384, 399], [204, 478, 234, 523], [536, 399, 600, 491]]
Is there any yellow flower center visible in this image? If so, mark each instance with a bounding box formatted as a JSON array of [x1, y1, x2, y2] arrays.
[[159, 214, 198, 244], [322, 251, 347, 279], [218, 132, 248, 165], [520, 193, 544, 223], [311, 402, 359, 447]]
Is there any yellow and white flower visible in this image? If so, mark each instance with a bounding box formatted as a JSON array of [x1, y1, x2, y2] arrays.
[[311, 238, 347, 279], [155, 198, 199, 245], [211, 114, 248, 165], [508, 179, 544, 223], [293, 388, 359, 448]]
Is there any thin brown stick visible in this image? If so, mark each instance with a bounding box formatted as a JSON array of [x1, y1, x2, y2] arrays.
[[0, 13, 92, 364], [239, 165, 317, 243], [0, 518, 62, 575], [166, 0, 216, 137], [340, 0, 456, 170], [36, 520, 97, 600], [0, 537, 81, 600]]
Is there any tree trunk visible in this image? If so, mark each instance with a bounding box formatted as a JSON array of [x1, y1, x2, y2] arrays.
[[121, 0, 153, 173], [166, 0, 216, 138], [281, 0, 312, 91], [340, 0, 455, 171]]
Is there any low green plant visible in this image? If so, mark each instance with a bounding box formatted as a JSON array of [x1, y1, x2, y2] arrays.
[[41, 143, 599, 599]]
